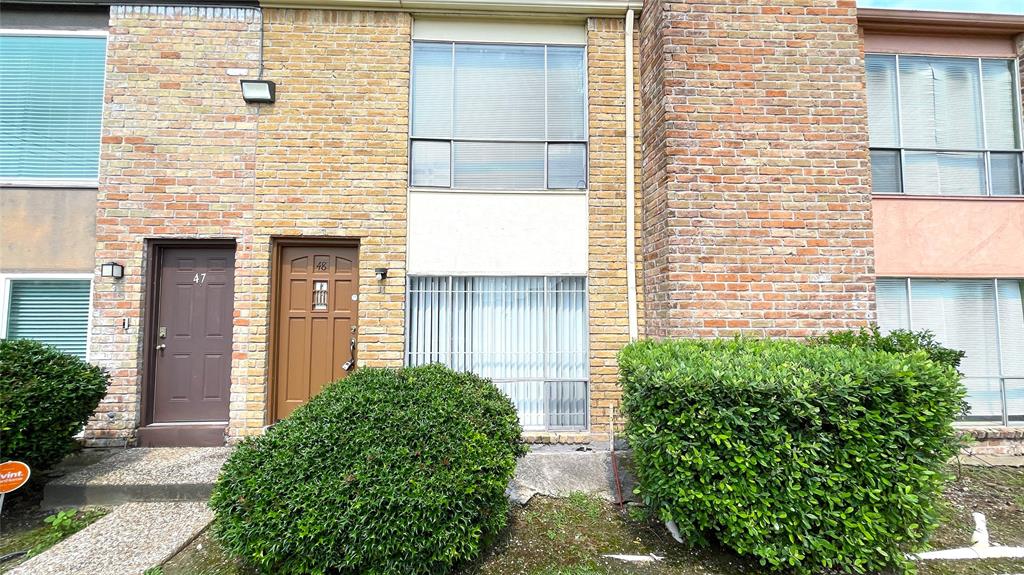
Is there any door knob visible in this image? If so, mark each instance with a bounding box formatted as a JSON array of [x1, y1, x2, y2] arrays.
[[155, 344, 167, 352]]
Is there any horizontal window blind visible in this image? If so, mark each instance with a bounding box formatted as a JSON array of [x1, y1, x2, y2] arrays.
[[865, 54, 1023, 196], [406, 276, 588, 430], [0, 35, 106, 180], [6, 279, 91, 359], [876, 278, 1024, 425], [410, 41, 587, 190]]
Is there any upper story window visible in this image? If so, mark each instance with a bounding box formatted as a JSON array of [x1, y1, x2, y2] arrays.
[[866, 54, 1023, 196], [410, 41, 587, 190], [0, 34, 106, 183]]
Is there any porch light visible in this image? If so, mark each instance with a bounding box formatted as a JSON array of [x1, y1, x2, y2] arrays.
[[100, 261, 124, 279], [375, 268, 389, 281], [240, 79, 276, 104]]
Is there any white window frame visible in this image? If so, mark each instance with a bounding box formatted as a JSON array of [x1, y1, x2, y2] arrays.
[[880, 277, 1024, 427], [408, 39, 590, 194], [866, 53, 1024, 197], [0, 272, 95, 362], [0, 29, 108, 188]]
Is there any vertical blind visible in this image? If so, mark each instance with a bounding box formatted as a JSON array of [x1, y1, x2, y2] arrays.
[[406, 276, 588, 430], [410, 42, 587, 190], [6, 279, 91, 359], [865, 54, 1023, 196], [876, 278, 1024, 425], [0, 35, 107, 180]]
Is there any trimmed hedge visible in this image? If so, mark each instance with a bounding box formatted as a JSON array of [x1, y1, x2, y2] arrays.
[[620, 337, 964, 574], [210, 364, 527, 575], [0, 339, 109, 470]]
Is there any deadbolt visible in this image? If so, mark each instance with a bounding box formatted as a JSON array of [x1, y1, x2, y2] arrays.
[[159, 326, 167, 339]]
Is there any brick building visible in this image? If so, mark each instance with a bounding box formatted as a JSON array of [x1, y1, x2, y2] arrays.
[[1, 0, 1021, 449]]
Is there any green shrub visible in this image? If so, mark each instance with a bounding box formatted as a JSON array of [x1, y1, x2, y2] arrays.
[[210, 364, 527, 575], [812, 325, 965, 371], [0, 339, 109, 470], [620, 338, 964, 574]]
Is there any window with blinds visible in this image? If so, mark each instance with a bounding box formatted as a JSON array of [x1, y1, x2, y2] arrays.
[[406, 276, 588, 430], [876, 278, 1024, 426], [5, 279, 91, 359], [0, 35, 107, 181], [410, 42, 587, 190], [866, 54, 1023, 196]]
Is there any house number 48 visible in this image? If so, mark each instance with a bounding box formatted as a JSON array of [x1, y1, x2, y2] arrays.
[[193, 273, 207, 285]]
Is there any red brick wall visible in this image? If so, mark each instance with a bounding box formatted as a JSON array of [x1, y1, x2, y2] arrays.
[[90, 6, 262, 446], [639, 0, 875, 338]]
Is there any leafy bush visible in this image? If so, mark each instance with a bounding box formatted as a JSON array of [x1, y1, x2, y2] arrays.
[[620, 338, 964, 574], [0, 339, 109, 470], [813, 325, 965, 371], [210, 364, 527, 575]]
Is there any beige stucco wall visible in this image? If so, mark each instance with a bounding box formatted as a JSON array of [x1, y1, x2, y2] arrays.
[[873, 197, 1024, 278], [0, 188, 97, 272]]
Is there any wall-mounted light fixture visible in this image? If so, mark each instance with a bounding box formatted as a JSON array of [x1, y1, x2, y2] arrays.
[[375, 268, 389, 281], [240, 79, 276, 104], [100, 261, 125, 279]]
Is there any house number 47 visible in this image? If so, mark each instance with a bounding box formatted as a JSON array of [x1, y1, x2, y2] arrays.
[[193, 273, 207, 285]]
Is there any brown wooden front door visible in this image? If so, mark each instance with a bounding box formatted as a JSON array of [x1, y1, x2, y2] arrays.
[[151, 247, 235, 423], [274, 245, 359, 420]]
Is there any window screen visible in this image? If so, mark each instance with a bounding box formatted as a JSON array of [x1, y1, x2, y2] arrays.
[[0, 35, 106, 180], [410, 42, 587, 190], [865, 55, 1023, 196], [876, 278, 1024, 425], [406, 276, 588, 430], [6, 279, 91, 359]]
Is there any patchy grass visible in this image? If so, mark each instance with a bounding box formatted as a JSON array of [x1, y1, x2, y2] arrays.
[[155, 466, 1024, 575], [931, 465, 1024, 549], [158, 531, 252, 575], [0, 507, 109, 573], [463, 494, 754, 575]]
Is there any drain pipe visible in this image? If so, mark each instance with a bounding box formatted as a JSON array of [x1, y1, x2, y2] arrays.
[[624, 8, 638, 342]]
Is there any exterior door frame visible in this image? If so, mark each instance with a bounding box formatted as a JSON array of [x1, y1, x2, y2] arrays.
[[267, 237, 360, 424], [141, 239, 237, 431]]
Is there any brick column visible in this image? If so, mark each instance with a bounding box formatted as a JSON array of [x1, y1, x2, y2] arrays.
[[639, 0, 875, 339]]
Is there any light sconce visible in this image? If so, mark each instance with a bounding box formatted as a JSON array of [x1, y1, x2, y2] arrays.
[[375, 268, 389, 281], [100, 261, 125, 279], [240, 79, 276, 104]]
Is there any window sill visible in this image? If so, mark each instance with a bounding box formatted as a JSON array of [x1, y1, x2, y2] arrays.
[[1, 179, 98, 189], [872, 194, 1024, 201], [409, 186, 588, 195]]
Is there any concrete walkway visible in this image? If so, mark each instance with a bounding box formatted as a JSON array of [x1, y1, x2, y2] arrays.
[[43, 447, 231, 508], [9, 502, 212, 575]]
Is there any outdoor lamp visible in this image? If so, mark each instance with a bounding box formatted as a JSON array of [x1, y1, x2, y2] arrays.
[[375, 268, 389, 281], [100, 261, 124, 279], [240, 79, 276, 104]]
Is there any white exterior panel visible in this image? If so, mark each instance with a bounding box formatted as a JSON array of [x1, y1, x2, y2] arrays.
[[407, 190, 587, 275]]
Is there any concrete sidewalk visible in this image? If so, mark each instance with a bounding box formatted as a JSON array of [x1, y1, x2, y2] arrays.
[[8, 502, 212, 575], [43, 448, 231, 508]]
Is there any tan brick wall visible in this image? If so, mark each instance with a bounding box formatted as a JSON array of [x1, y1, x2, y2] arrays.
[[241, 8, 410, 439], [88, 5, 410, 445], [584, 16, 643, 442], [639, 0, 875, 339]]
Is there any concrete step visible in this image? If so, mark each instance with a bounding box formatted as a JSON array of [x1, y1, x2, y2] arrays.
[[42, 448, 232, 508], [8, 502, 213, 575]]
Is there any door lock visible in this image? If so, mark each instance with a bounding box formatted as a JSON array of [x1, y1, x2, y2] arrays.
[[155, 343, 167, 354]]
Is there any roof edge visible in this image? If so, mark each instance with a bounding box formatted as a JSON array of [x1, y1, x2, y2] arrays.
[[857, 7, 1024, 35], [259, 0, 641, 16]]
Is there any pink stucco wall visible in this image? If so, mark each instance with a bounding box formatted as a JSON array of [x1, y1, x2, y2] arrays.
[[873, 197, 1024, 278]]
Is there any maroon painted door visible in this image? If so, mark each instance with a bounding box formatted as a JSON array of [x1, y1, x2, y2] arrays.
[[151, 247, 235, 423]]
